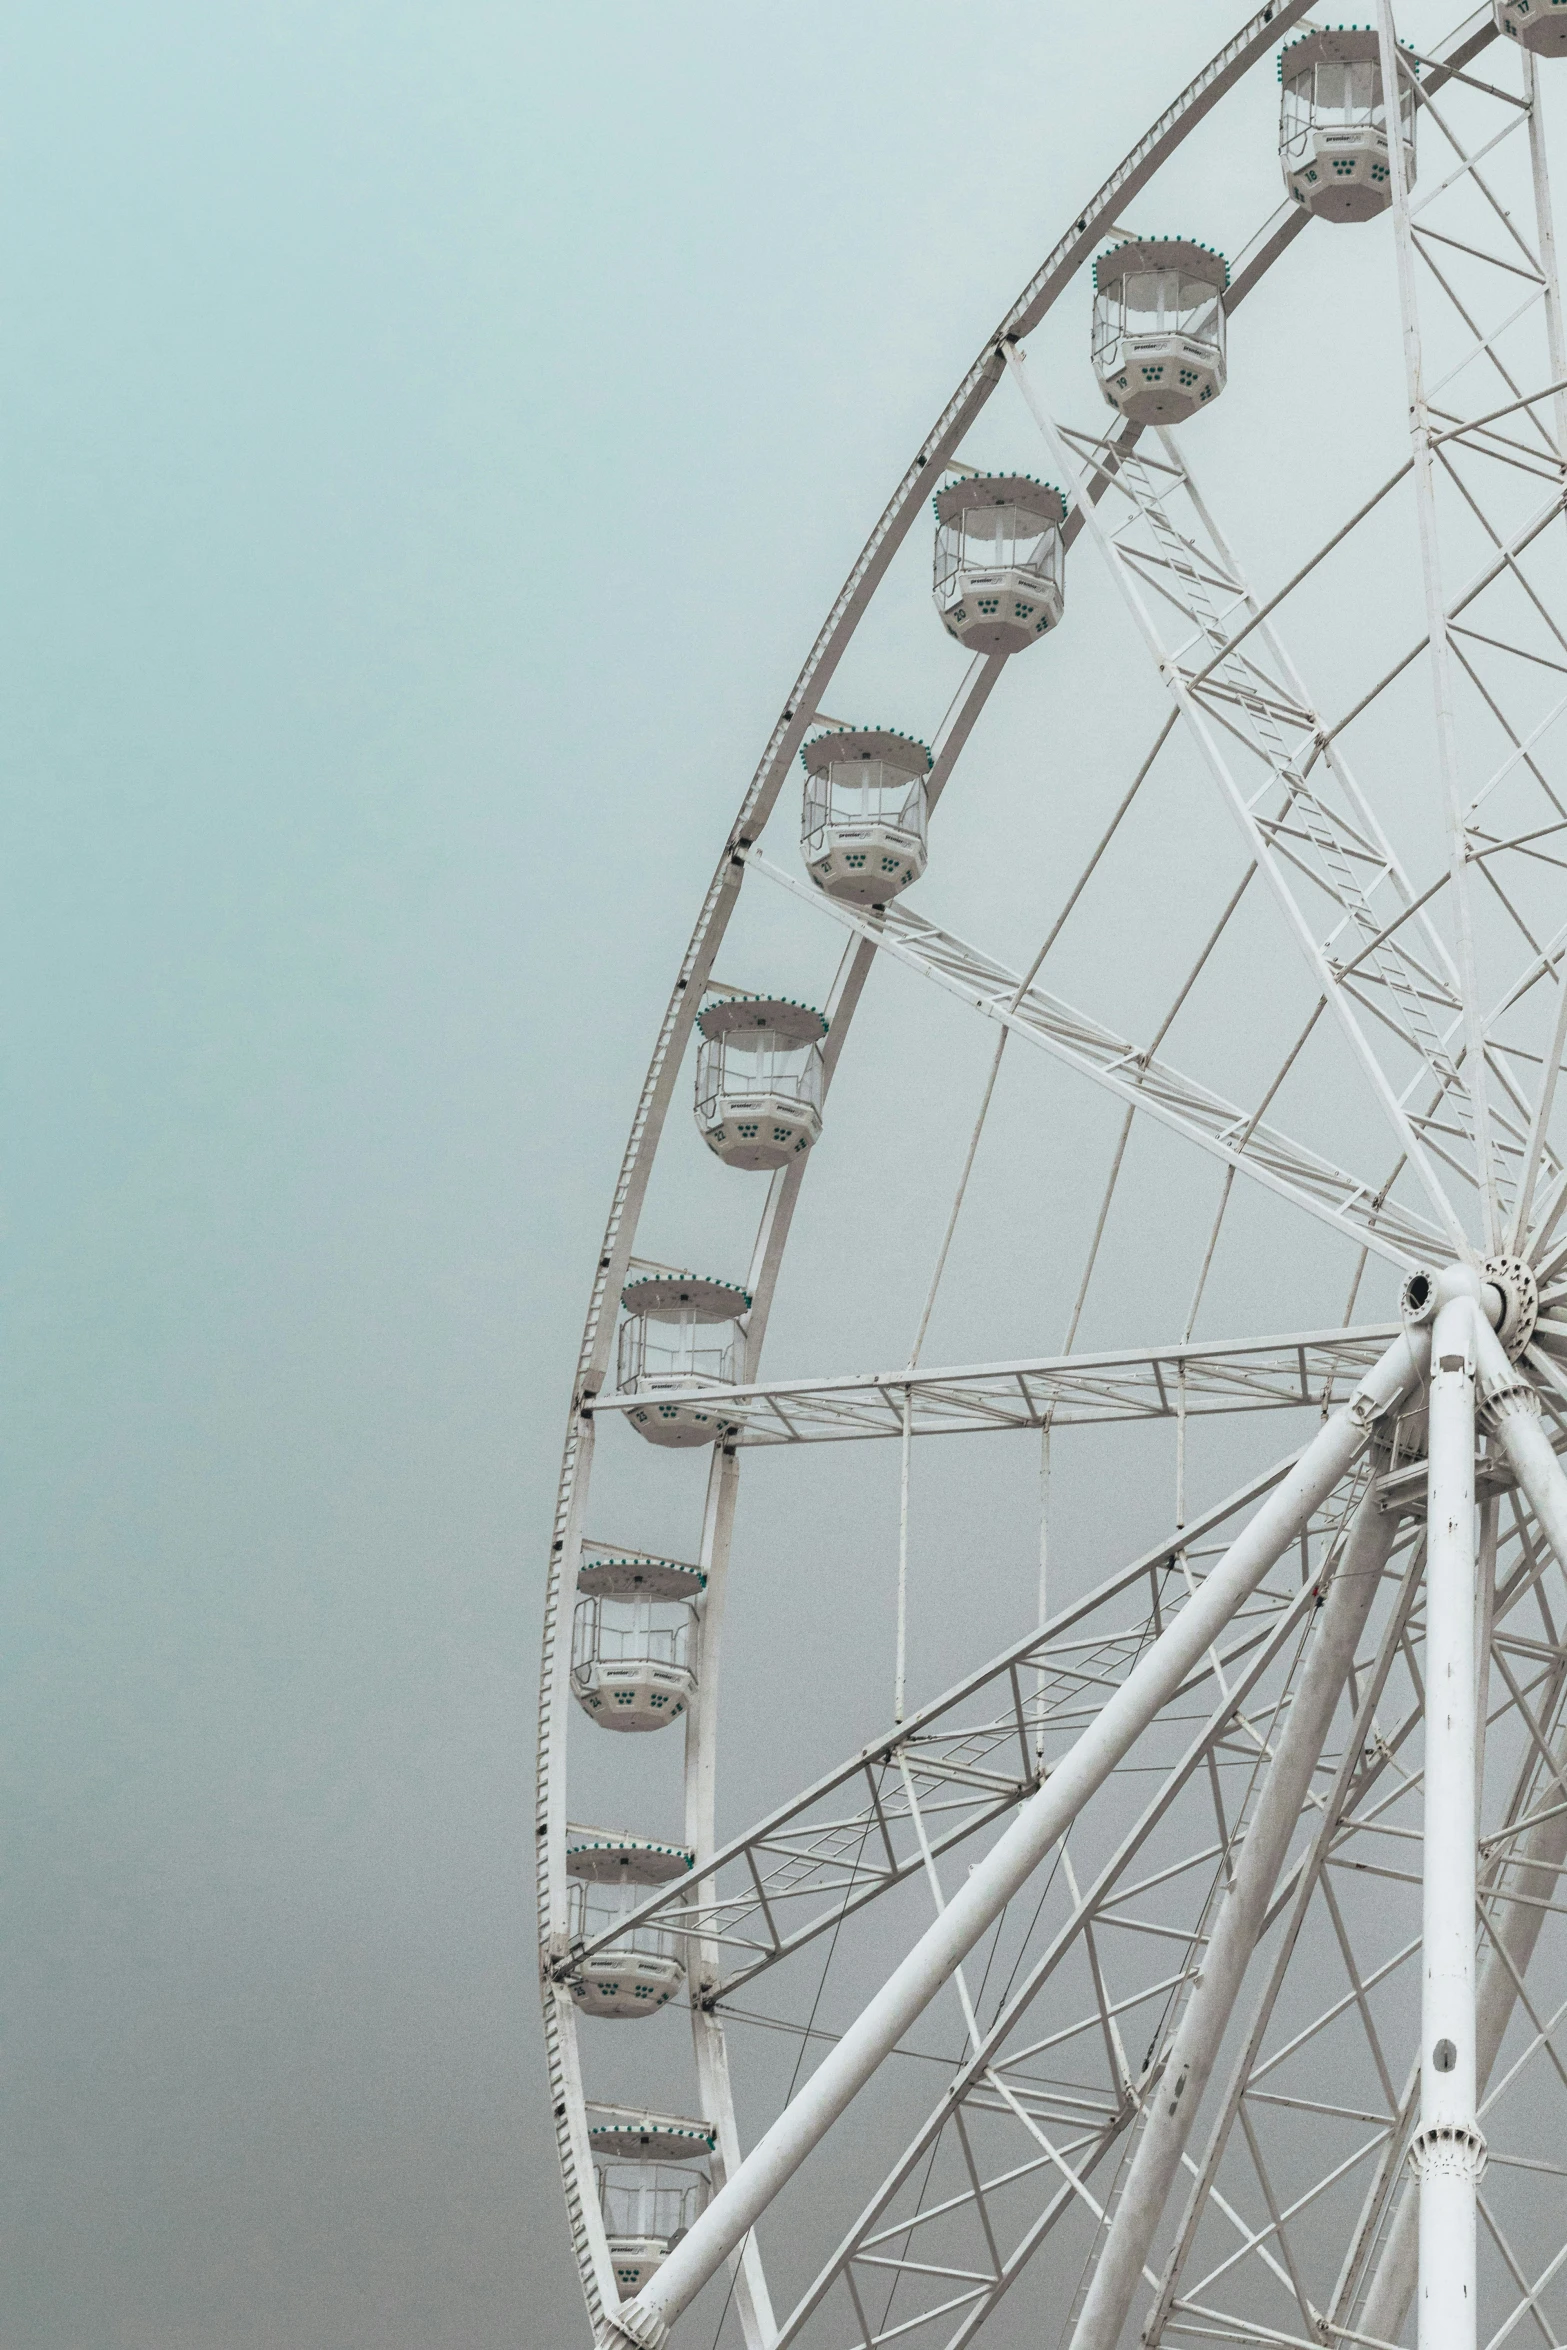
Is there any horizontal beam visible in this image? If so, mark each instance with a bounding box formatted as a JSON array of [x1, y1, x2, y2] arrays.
[[588, 1324, 1404, 1444]]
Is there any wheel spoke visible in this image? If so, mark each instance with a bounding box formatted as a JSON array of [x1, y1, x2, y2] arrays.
[[744, 846, 1444, 1270]]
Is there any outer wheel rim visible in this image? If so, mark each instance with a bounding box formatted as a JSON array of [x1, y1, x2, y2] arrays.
[[530, 7, 1565, 2344]]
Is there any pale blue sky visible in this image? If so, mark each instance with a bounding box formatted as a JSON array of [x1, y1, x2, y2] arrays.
[[0, 4, 1502, 2343]]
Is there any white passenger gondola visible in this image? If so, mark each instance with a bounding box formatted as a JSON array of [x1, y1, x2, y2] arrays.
[[565, 1831, 691, 2021], [800, 728, 931, 906], [1496, 0, 1567, 53], [572, 1552, 697, 1731], [1279, 27, 1417, 218], [596, 2160, 712, 2299], [616, 1274, 749, 1448], [1091, 239, 1228, 424], [694, 995, 827, 1169], [933, 474, 1066, 653]]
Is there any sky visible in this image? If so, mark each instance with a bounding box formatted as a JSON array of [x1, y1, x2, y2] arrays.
[[3, 5, 1555, 2348]]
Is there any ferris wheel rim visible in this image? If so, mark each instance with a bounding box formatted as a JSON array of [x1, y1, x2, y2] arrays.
[[531, 6, 1567, 2346]]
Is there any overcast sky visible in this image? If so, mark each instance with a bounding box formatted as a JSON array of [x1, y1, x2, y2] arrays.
[[2, 5, 1539, 2345]]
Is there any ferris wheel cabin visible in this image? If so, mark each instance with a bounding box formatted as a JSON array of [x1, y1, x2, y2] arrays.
[[596, 2158, 712, 2300], [571, 1548, 701, 1731], [565, 1831, 690, 2021], [615, 1274, 749, 1448], [597, 2166, 711, 2302], [1279, 28, 1416, 219], [801, 727, 931, 905], [1092, 239, 1228, 424], [694, 995, 827, 1169], [587, 2107, 716, 2298], [932, 475, 1067, 653], [1496, 0, 1567, 51]]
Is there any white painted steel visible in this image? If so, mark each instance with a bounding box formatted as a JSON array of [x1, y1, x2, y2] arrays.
[[585, 1324, 1406, 1445], [656, 929, 889, 2350], [1358, 1701, 1567, 2342], [1064, 1480, 1400, 2350], [1414, 1289, 1486, 2350], [563, 1452, 1316, 1992], [741, 846, 1445, 1269], [604, 1329, 1428, 2348], [540, 9, 1567, 2344], [764, 1527, 1388, 2350], [1376, 2, 1500, 1252], [1005, 345, 1475, 1259]]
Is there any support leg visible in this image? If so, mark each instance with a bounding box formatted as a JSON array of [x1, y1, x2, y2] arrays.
[[1357, 1296, 1567, 2346], [1415, 1296, 1486, 2350], [1356, 1740, 1567, 2344]]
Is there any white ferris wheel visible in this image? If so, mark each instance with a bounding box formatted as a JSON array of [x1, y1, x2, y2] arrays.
[[538, 7, 1567, 2349]]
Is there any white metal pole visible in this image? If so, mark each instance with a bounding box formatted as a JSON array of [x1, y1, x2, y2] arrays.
[[603, 1326, 1430, 2350], [1414, 1293, 1486, 2350], [1358, 1706, 1567, 2342], [896, 1385, 911, 1724], [1036, 1415, 1051, 1767], [1067, 1481, 1399, 2350], [1039, 1416, 1051, 1631], [1374, 0, 1499, 1251]]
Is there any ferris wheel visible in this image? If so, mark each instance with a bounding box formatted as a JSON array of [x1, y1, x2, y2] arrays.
[[538, 7, 1567, 2349]]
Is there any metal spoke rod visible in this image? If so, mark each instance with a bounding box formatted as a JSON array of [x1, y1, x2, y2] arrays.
[[602, 1326, 1431, 2350]]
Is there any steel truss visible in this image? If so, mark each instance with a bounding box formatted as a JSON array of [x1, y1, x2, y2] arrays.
[[664, 1435, 1567, 2350], [586, 1327, 1406, 1448], [549, 10, 1567, 2350]]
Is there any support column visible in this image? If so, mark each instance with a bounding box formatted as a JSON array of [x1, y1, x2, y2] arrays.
[[1356, 1731, 1567, 2344], [1355, 1281, 1567, 2343], [1415, 1294, 1486, 2350], [604, 1325, 1429, 2350]]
